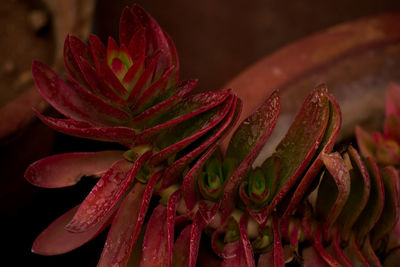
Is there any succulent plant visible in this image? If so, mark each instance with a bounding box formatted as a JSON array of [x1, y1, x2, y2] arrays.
[[25, 4, 400, 267]]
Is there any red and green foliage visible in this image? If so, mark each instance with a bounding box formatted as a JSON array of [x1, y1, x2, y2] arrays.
[[25, 4, 400, 267]]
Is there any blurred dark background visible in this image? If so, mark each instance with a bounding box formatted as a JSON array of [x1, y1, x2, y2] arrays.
[[1, 0, 400, 266]]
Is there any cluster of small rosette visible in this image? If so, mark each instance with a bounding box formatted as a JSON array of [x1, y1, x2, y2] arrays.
[[25, 4, 400, 267]]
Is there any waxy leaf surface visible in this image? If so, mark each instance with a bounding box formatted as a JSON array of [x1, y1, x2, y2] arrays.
[[25, 150, 123, 188]]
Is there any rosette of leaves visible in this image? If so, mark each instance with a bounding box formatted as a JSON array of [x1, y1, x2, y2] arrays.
[[24, 5, 239, 266]]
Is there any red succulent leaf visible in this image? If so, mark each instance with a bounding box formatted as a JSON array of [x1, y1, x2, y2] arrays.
[[343, 233, 370, 266], [167, 190, 181, 267], [258, 250, 274, 267], [303, 246, 330, 267], [34, 111, 135, 144], [127, 28, 146, 62], [272, 216, 285, 267], [98, 182, 146, 267], [32, 205, 113, 255], [313, 224, 342, 267], [32, 61, 131, 126], [149, 94, 234, 166], [387, 216, 400, 253], [132, 79, 196, 128], [220, 240, 247, 267], [99, 170, 161, 266], [119, 6, 142, 48], [222, 91, 280, 223], [172, 225, 191, 267], [122, 55, 145, 90], [134, 89, 231, 145], [132, 66, 174, 114], [316, 152, 351, 241], [88, 34, 106, 68], [266, 85, 330, 222], [326, 229, 352, 267], [68, 34, 94, 65], [162, 96, 240, 190], [127, 52, 161, 105], [25, 150, 123, 188], [353, 157, 384, 242], [164, 32, 179, 84], [225, 90, 280, 163], [132, 5, 173, 75], [239, 215, 255, 267], [361, 235, 382, 267], [188, 201, 220, 267], [386, 82, 400, 118], [281, 90, 341, 226], [371, 166, 400, 246], [63, 35, 92, 86], [66, 152, 151, 232], [97, 59, 130, 96], [141, 205, 169, 267], [73, 55, 126, 106], [336, 146, 370, 241], [355, 125, 376, 159], [384, 114, 400, 144]]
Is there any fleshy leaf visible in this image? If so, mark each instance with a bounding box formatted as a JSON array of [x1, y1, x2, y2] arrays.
[[119, 6, 141, 47], [371, 166, 400, 246], [316, 152, 351, 241], [189, 201, 220, 267], [267, 86, 330, 219], [32, 61, 131, 126], [167, 190, 181, 267], [258, 251, 274, 267], [313, 224, 342, 267], [384, 114, 400, 143], [98, 182, 146, 267], [326, 229, 352, 267], [131, 79, 196, 128], [32, 205, 112, 255], [222, 91, 280, 223], [302, 246, 330, 267], [98, 170, 161, 266], [136, 90, 231, 145], [361, 235, 382, 267], [221, 240, 247, 267], [149, 94, 233, 166], [355, 125, 376, 159], [74, 54, 126, 105], [66, 152, 151, 232], [336, 146, 370, 241], [171, 225, 191, 267], [239, 215, 255, 267], [88, 34, 106, 69], [141, 205, 169, 267], [386, 82, 400, 118], [281, 89, 341, 226], [134, 89, 231, 145], [343, 233, 370, 266], [63, 34, 92, 86], [131, 66, 174, 115], [162, 96, 239, 190], [132, 5, 172, 75], [25, 150, 123, 188], [272, 216, 284, 267], [353, 157, 384, 242], [34, 111, 135, 144]]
